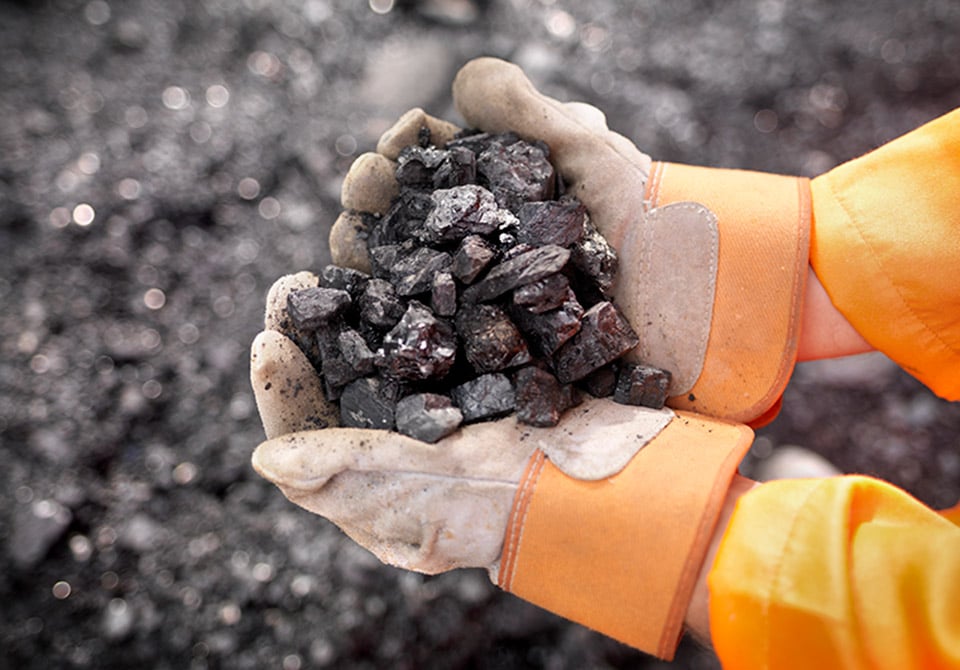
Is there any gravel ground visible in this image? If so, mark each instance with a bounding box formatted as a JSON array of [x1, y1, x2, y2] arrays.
[[1, 1, 958, 668]]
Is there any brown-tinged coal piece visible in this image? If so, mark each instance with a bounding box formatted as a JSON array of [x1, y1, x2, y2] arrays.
[[461, 244, 570, 303], [553, 302, 640, 383], [451, 234, 496, 284], [516, 196, 586, 248], [456, 304, 532, 374], [512, 273, 571, 314], [376, 301, 456, 381], [514, 366, 564, 427]]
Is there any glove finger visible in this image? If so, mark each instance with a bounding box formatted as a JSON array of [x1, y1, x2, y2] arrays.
[[329, 210, 372, 273], [376, 107, 462, 159], [340, 152, 398, 215], [252, 420, 531, 573], [250, 329, 338, 439]]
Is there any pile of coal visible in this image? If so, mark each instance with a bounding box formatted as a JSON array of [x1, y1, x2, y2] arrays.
[[284, 129, 672, 442]]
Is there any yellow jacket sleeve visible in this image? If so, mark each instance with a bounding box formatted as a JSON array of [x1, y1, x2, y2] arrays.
[[809, 108, 960, 399], [709, 477, 960, 669], [709, 110, 960, 668]]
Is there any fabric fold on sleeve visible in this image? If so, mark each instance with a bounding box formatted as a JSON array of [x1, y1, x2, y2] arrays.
[[810, 108, 960, 400], [709, 475, 960, 670]]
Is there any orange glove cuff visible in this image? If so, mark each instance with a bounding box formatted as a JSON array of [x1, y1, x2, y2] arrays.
[[646, 163, 811, 426], [810, 109, 960, 400], [497, 411, 754, 659]]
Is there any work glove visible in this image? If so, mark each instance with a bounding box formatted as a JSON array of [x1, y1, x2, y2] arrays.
[[250, 276, 754, 658], [332, 58, 812, 425]]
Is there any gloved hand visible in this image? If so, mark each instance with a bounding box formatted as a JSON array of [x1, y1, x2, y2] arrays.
[[331, 58, 813, 425], [250, 277, 754, 658]]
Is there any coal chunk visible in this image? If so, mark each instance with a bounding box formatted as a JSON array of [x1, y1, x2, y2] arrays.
[[359, 278, 406, 330], [286, 287, 352, 331], [509, 291, 583, 356], [512, 273, 571, 313], [339, 377, 402, 430], [451, 235, 495, 284], [476, 138, 555, 211], [516, 197, 586, 248], [316, 328, 372, 397], [452, 373, 515, 423], [456, 304, 532, 373], [433, 145, 477, 189], [553, 302, 640, 383], [390, 247, 453, 296], [319, 264, 370, 301], [396, 145, 449, 188], [514, 367, 565, 427], [431, 271, 457, 317], [395, 393, 463, 443], [580, 363, 618, 398], [417, 184, 517, 245], [613, 364, 672, 409], [461, 244, 570, 303], [377, 302, 456, 381], [570, 217, 619, 297]]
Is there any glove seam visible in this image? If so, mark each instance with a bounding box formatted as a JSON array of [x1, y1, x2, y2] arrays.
[[498, 450, 547, 591]]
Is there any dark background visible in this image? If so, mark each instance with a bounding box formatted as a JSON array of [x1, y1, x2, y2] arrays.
[[1, 0, 958, 668]]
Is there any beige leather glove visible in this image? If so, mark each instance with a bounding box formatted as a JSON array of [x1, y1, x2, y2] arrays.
[[250, 273, 754, 658], [331, 59, 812, 425]]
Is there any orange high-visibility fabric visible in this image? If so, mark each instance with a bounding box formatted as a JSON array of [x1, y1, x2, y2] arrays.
[[647, 163, 811, 425], [710, 110, 960, 668], [710, 476, 960, 669], [498, 412, 753, 659], [810, 108, 960, 400]]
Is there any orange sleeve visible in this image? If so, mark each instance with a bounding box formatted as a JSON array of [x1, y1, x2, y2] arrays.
[[709, 476, 960, 669], [810, 109, 960, 399]]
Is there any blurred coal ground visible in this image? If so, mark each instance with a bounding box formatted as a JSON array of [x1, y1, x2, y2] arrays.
[[1, 0, 959, 668]]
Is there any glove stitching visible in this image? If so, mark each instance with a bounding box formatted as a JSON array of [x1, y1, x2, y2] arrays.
[[499, 450, 546, 591]]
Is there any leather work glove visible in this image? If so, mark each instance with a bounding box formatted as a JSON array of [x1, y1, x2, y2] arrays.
[[250, 276, 754, 658], [332, 58, 812, 426]]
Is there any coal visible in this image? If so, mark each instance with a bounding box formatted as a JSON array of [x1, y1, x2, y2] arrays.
[[286, 287, 352, 331], [456, 304, 532, 373], [395, 393, 463, 443], [359, 278, 406, 330], [416, 184, 516, 244], [512, 273, 571, 313], [376, 301, 457, 381], [514, 367, 565, 427], [433, 145, 477, 189], [461, 244, 570, 303], [613, 363, 672, 409], [280, 130, 671, 436], [320, 264, 370, 300], [580, 363, 618, 398], [396, 145, 448, 188], [451, 235, 495, 284], [316, 328, 367, 397], [452, 373, 515, 423], [553, 302, 640, 383], [509, 292, 583, 356], [339, 377, 401, 430], [570, 217, 619, 298], [476, 136, 555, 211], [431, 271, 457, 317], [390, 246, 453, 296], [516, 197, 586, 247]]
